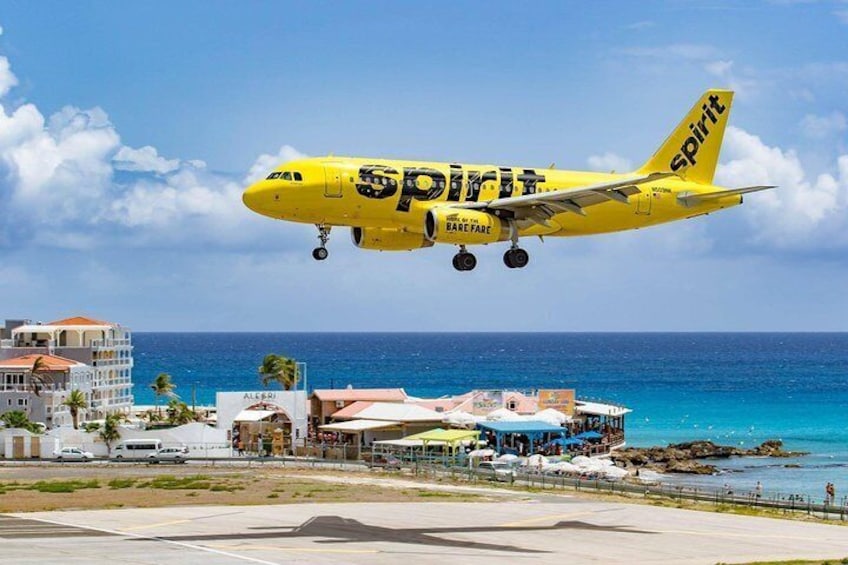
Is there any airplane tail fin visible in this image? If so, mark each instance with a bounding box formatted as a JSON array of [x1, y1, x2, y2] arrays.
[[638, 89, 734, 185]]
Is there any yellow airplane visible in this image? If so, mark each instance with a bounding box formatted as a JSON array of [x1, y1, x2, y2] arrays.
[[243, 89, 773, 271]]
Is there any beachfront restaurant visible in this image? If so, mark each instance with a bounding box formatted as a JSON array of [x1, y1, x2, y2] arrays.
[[477, 420, 567, 456], [372, 428, 482, 465]]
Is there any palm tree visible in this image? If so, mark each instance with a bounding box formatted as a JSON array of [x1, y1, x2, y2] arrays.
[[166, 398, 196, 426], [99, 412, 124, 456], [0, 410, 41, 433], [258, 354, 299, 390], [150, 373, 177, 417], [63, 389, 87, 429], [29, 356, 53, 397]]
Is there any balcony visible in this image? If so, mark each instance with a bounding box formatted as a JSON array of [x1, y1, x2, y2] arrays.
[[91, 338, 132, 349]]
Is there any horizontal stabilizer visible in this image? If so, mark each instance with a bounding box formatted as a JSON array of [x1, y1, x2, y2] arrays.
[[678, 185, 775, 207]]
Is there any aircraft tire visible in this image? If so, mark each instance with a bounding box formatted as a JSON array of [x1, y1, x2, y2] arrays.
[[504, 248, 529, 269], [312, 247, 329, 261], [453, 252, 476, 271]]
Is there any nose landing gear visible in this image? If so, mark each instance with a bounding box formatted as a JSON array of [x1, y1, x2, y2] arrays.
[[452, 246, 477, 271], [313, 225, 331, 261]]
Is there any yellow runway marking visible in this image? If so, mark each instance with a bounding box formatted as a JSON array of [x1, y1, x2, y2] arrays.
[[124, 519, 191, 531], [210, 544, 378, 554], [498, 511, 593, 527]]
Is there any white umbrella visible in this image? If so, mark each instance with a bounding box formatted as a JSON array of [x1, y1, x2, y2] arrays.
[[533, 408, 570, 426], [443, 410, 478, 428], [487, 408, 523, 421]]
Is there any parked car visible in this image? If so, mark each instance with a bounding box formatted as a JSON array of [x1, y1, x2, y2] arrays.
[[365, 453, 402, 470], [55, 447, 94, 461], [477, 460, 516, 482], [147, 446, 189, 464]]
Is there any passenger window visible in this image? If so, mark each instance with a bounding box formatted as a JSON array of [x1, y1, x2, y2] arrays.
[[282, 172, 292, 180], [294, 172, 303, 181], [266, 172, 281, 180]]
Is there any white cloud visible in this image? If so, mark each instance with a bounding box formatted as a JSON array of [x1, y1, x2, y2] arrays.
[[799, 111, 847, 138], [0, 56, 18, 97], [618, 44, 720, 61], [716, 126, 848, 249], [587, 152, 632, 173], [243, 145, 308, 184], [113, 145, 179, 174]]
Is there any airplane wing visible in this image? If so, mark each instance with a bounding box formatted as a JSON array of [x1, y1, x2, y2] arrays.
[[452, 172, 674, 226], [677, 185, 775, 207]]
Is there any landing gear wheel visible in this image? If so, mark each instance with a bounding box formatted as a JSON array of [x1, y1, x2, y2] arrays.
[[313, 224, 331, 261], [503, 248, 530, 269], [452, 252, 477, 271]]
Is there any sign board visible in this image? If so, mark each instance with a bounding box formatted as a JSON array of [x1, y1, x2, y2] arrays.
[[471, 391, 503, 415], [538, 389, 575, 416]]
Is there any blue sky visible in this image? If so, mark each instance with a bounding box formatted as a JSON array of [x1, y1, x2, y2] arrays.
[[0, 1, 847, 331]]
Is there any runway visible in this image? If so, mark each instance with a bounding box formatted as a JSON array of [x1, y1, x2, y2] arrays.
[[7, 500, 848, 564]]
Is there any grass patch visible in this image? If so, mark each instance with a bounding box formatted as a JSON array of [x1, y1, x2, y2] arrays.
[[108, 478, 137, 489], [267, 493, 279, 499], [29, 480, 100, 493], [210, 484, 244, 492], [719, 559, 848, 565], [417, 491, 455, 498], [138, 475, 212, 490]]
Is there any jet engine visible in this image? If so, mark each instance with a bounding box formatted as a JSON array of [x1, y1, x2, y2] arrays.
[[351, 227, 433, 251], [424, 208, 513, 245]]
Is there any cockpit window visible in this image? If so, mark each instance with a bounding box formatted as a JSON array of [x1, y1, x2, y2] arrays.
[[282, 172, 293, 181], [266, 172, 281, 180], [293, 172, 303, 181]]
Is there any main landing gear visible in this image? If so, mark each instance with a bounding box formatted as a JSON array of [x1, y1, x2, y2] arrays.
[[312, 225, 331, 261], [452, 246, 477, 272], [503, 247, 529, 269]]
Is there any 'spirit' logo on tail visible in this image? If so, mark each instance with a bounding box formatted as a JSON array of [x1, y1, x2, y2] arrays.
[[670, 94, 727, 172]]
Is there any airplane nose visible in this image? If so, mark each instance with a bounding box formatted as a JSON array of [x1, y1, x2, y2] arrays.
[[242, 182, 264, 212]]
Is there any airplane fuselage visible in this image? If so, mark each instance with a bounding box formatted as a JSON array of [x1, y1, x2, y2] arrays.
[[244, 156, 740, 238]]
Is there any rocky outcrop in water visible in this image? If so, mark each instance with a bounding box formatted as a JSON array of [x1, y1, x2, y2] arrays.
[[611, 440, 807, 475]]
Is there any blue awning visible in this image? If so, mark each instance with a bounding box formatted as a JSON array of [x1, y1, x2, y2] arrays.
[[477, 420, 565, 434], [575, 430, 603, 440]]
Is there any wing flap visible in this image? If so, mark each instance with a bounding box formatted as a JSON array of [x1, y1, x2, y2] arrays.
[[457, 172, 674, 215]]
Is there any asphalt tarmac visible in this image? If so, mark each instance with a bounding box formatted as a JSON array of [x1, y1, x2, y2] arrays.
[[7, 499, 848, 564]]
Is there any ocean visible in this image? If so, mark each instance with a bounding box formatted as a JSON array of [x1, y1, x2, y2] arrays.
[[131, 332, 848, 499]]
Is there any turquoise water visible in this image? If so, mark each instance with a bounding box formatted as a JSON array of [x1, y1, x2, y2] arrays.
[[131, 332, 848, 498]]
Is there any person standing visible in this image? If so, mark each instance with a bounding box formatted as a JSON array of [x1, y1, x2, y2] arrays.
[[755, 481, 763, 499]]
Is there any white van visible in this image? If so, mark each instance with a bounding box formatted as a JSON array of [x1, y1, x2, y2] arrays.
[[113, 439, 162, 460]]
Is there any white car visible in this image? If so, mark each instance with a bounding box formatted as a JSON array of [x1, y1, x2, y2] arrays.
[[147, 446, 189, 464], [55, 447, 94, 461], [477, 461, 517, 482]]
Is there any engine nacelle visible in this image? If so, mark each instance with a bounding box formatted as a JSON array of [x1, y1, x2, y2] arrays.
[[351, 227, 433, 251], [424, 208, 513, 245]]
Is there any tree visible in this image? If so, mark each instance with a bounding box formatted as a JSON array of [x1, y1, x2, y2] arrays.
[[258, 354, 299, 390], [62, 389, 87, 429], [150, 373, 177, 417], [0, 410, 42, 433], [166, 398, 196, 426], [99, 413, 124, 455], [29, 356, 53, 397]]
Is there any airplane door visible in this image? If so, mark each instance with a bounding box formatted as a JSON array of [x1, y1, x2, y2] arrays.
[[636, 189, 652, 215], [323, 164, 343, 198]]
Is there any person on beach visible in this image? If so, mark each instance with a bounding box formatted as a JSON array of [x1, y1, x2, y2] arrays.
[[825, 482, 835, 504], [755, 481, 762, 499]]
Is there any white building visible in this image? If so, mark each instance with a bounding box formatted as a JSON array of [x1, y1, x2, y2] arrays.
[[1, 316, 134, 419], [0, 354, 94, 428]]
